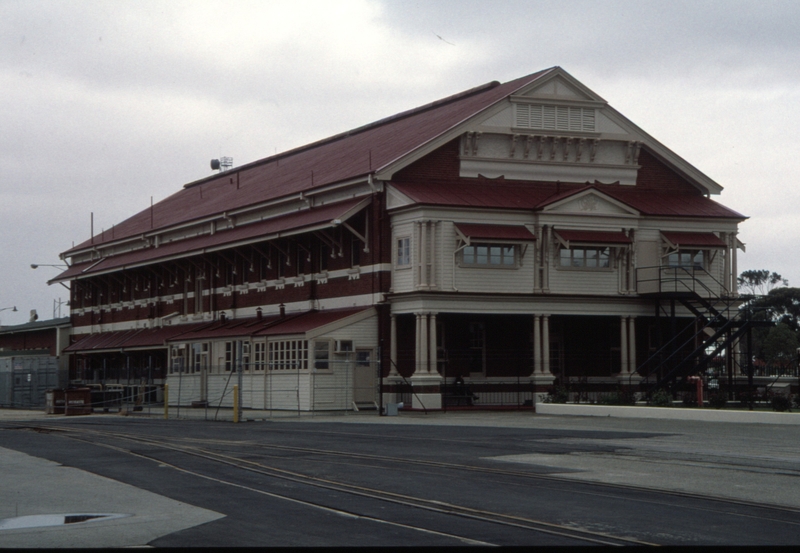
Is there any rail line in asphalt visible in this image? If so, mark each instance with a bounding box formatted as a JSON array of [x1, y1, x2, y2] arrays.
[[9, 423, 657, 546]]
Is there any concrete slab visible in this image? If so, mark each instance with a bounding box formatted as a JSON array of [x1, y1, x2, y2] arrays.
[[0, 446, 224, 548], [536, 403, 800, 424]]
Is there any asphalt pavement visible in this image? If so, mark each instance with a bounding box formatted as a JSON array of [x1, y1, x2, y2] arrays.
[[2, 408, 800, 546]]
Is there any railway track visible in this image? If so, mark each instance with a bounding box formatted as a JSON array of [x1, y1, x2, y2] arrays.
[[8, 423, 655, 546], [6, 421, 800, 545]]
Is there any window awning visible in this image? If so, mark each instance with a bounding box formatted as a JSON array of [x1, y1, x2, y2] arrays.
[[454, 223, 536, 244], [51, 197, 370, 284], [554, 229, 632, 248], [661, 232, 727, 249]]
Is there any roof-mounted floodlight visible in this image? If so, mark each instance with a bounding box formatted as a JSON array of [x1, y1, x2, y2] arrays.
[[210, 157, 233, 172]]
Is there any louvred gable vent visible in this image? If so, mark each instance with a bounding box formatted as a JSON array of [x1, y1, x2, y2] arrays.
[[514, 103, 595, 132]]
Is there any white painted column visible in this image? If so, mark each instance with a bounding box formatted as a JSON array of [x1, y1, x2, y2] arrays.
[[533, 315, 542, 374], [628, 316, 637, 374], [732, 232, 739, 297], [389, 313, 398, 376], [542, 315, 550, 374], [429, 222, 436, 288], [414, 312, 422, 375], [419, 221, 427, 288], [428, 312, 438, 373], [419, 312, 428, 375], [723, 232, 731, 295], [620, 316, 629, 374]]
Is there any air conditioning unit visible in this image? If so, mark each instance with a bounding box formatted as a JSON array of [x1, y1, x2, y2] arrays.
[[335, 340, 353, 353]]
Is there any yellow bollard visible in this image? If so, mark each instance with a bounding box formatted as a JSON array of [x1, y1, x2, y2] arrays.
[[233, 385, 239, 423], [164, 384, 169, 420]]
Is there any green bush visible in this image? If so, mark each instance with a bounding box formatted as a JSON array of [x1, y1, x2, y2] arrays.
[[648, 389, 672, 407], [544, 386, 569, 404], [771, 395, 792, 412], [793, 395, 800, 410], [598, 390, 636, 405], [708, 392, 728, 409]]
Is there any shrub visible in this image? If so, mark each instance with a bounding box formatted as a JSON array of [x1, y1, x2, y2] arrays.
[[794, 395, 800, 410], [598, 390, 636, 405], [738, 390, 759, 408], [708, 392, 728, 409], [544, 386, 569, 404], [648, 389, 672, 407], [771, 395, 792, 412]]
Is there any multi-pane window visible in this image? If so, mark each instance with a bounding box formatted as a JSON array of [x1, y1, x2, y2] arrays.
[[268, 340, 309, 370], [192, 343, 208, 374], [253, 342, 266, 370], [667, 250, 703, 269], [170, 345, 187, 374], [314, 341, 330, 370], [469, 322, 485, 349], [559, 247, 610, 268], [462, 244, 516, 267], [396, 237, 411, 266]]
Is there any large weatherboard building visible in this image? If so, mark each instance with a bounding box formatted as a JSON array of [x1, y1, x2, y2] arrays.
[[52, 67, 748, 410]]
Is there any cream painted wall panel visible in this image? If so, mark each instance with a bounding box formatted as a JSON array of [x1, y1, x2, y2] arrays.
[[548, 268, 620, 295], [453, 263, 535, 294]]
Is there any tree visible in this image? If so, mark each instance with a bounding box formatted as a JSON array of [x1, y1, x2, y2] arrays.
[[761, 322, 799, 370], [737, 270, 788, 296]]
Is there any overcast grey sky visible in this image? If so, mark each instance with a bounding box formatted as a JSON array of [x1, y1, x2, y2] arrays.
[[2, 0, 798, 326]]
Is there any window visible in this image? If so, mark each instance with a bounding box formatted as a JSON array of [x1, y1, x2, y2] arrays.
[[559, 247, 610, 268], [396, 237, 411, 267], [469, 322, 485, 349], [356, 350, 371, 367], [667, 250, 703, 269], [241, 341, 251, 371], [268, 340, 309, 370], [314, 341, 330, 370], [462, 244, 516, 267], [170, 345, 187, 374], [192, 343, 208, 374], [254, 342, 266, 370]]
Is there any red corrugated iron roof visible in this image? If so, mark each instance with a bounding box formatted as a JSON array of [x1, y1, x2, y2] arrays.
[[603, 188, 745, 219], [65, 323, 208, 353], [455, 223, 536, 242], [661, 231, 727, 248], [253, 307, 371, 336], [554, 229, 632, 245], [51, 197, 369, 283], [392, 180, 561, 209], [63, 70, 554, 256], [65, 308, 371, 351], [391, 182, 745, 219]]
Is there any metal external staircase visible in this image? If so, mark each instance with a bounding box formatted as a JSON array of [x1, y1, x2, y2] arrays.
[[635, 266, 772, 392]]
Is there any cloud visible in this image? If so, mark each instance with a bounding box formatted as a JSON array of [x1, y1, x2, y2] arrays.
[[1, 0, 799, 324]]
